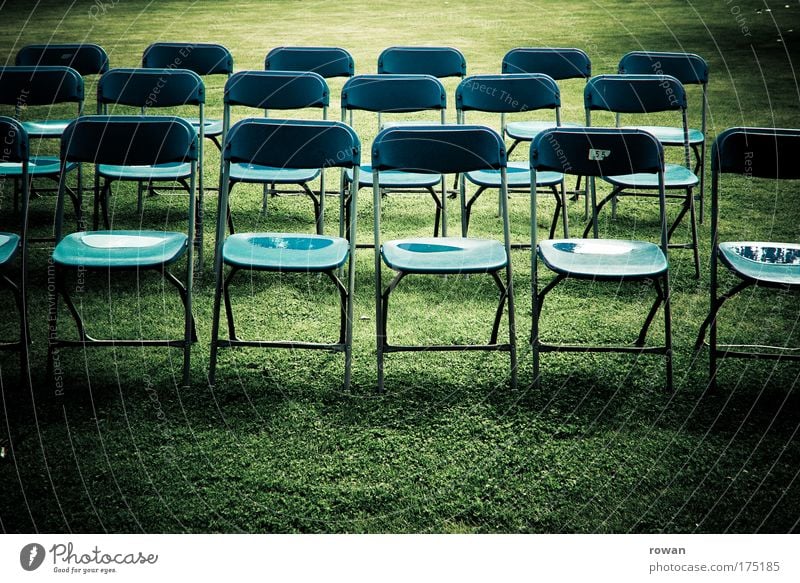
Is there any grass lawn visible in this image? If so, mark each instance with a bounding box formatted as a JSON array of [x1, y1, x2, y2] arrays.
[[1, 0, 799, 533]]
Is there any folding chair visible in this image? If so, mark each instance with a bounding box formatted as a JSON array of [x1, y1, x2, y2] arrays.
[[221, 70, 330, 234], [265, 46, 355, 79], [96, 68, 206, 265], [16, 43, 109, 78], [618, 51, 709, 222], [209, 119, 360, 389], [372, 125, 517, 392], [48, 116, 198, 388], [142, 42, 234, 152], [585, 74, 701, 278], [0, 66, 85, 226], [341, 74, 447, 238], [0, 118, 34, 389], [695, 128, 800, 390], [530, 128, 672, 391], [501, 48, 591, 155], [456, 73, 567, 241]]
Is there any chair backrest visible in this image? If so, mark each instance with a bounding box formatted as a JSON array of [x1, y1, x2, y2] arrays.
[[0, 66, 84, 106], [0, 116, 29, 163], [142, 42, 234, 76], [60, 115, 198, 166], [456, 73, 560, 119], [97, 68, 205, 110], [618, 51, 708, 86], [377, 46, 466, 78], [341, 74, 446, 113], [16, 43, 109, 76], [584, 74, 687, 114], [265, 46, 355, 78], [224, 71, 329, 111], [712, 127, 800, 179], [223, 118, 359, 169], [502, 48, 591, 81], [531, 127, 664, 178]]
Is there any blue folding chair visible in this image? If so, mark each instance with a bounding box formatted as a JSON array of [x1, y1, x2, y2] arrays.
[[456, 73, 567, 241], [0, 66, 84, 226], [0, 118, 34, 389], [209, 119, 360, 389], [16, 43, 109, 79], [143, 42, 233, 152], [96, 68, 206, 264], [265, 46, 355, 79], [372, 125, 517, 392], [48, 116, 198, 387], [501, 48, 591, 155], [531, 128, 672, 391], [619, 51, 709, 222], [221, 70, 330, 234], [585, 74, 701, 278], [341, 74, 447, 238], [695, 128, 800, 390]]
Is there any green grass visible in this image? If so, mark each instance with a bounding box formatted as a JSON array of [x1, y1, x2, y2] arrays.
[[1, 0, 800, 533]]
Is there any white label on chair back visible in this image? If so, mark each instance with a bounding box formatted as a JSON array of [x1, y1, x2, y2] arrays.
[[588, 149, 611, 161], [82, 234, 165, 249]]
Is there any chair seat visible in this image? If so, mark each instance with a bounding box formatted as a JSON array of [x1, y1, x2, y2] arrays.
[[185, 117, 223, 138], [223, 233, 349, 272], [538, 238, 668, 279], [506, 120, 582, 141], [382, 237, 507, 274], [97, 161, 192, 181], [21, 119, 73, 138], [718, 242, 800, 287], [53, 230, 188, 269], [0, 155, 76, 177], [0, 233, 21, 266], [604, 163, 699, 189], [346, 166, 441, 189], [466, 161, 563, 188], [229, 163, 320, 184], [620, 125, 705, 146]]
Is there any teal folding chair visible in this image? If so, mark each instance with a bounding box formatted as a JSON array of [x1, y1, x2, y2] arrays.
[[501, 48, 591, 155], [372, 125, 517, 392], [695, 128, 800, 390], [96, 68, 206, 265], [0, 118, 34, 389], [531, 128, 672, 391], [619, 51, 709, 223], [143, 42, 234, 152], [585, 74, 701, 278], [48, 116, 198, 388], [209, 119, 360, 389], [265, 46, 355, 79], [456, 73, 567, 241], [221, 70, 330, 234], [16, 43, 109, 79], [0, 66, 85, 227], [378, 46, 466, 78], [341, 74, 447, 238]]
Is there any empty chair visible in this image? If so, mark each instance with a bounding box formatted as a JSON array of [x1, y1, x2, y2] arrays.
[[0, 66, 84, 224], [48, 116, 198, 387], [265, 46, 355, 79], [209, 119, 360, 389], [530, 128, 672, 391], [456, 73, 567, 240], [695, 128, 800, 390], [585, 74, 701, 278], [341, 74, 447, 237], [501, 47, 591, 155], [96, 68, 206, 263], [221, 70, 330, 234], [0, 118, 34, 388], [143, 42, 234, 151], [372, 125, 517, 392], [618, 51, 709, 222]]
